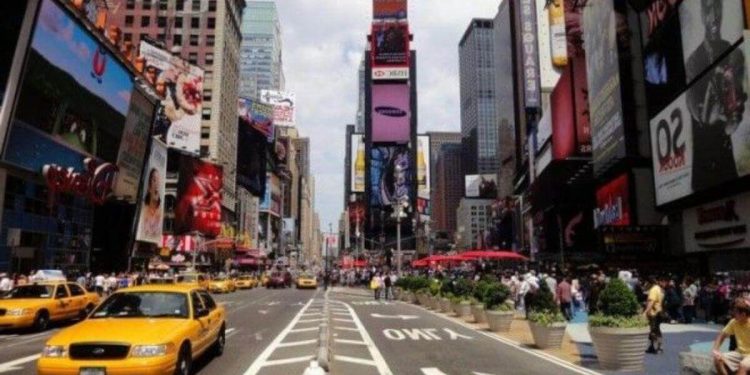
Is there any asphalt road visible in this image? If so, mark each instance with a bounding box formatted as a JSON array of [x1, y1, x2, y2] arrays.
[[0, 286, 321, 375]]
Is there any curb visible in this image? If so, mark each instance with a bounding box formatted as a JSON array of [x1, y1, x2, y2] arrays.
[[317, 289, 332, 372]]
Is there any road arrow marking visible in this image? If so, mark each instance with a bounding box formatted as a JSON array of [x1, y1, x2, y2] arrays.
[[473, 372, 495, 375], [443, 328, 473, 340], [267, 301, 280, 306], [0, 354, 40, 373], [255, 332, 263, 341], [371, 313, 418, 320]]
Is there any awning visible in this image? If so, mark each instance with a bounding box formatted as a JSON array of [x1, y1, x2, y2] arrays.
[[460, 250, 528, 261]]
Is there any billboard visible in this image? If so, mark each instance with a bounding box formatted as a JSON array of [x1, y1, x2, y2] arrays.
[[370, 145, 412, 207], [371, 84, 410, 142], [136, 139, 168, 245], [260, 173, 282, 217], [651, 36, 750, 205], [350, 134, 365, 193], [514, 0, 541, 108], [114, 88, 154, 201], [139, 40, 204, 155], [583, 0, 626, 174], [551, 67, 575, 160], [237, 98, 270, 195], [465, 174, 498, 199], [594, 173, 631, 228], [371, 22, 410, 69], [373, 0, 407, 19], [260, 90, 296, 127], [174, 158, 223, 237], [683, 192, 750, 253], [417, 135, 430, 199]]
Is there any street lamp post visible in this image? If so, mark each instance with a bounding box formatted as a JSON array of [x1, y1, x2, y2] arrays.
[[392, 200, 408, 275]]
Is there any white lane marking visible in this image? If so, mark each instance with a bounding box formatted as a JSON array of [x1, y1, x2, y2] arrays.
[[266, 301, 280, 306], [226, 328, 238, 338], [333, 318, 354, 323], [226, 328, 236, 334], [443, 328, 473, 340], [276, 339, 317, 348], [370, 313, 418, 320], [290, 327, 318, 333], [255, 332, 263, 341], [335, 355, 377, 367], [0, 354, 40, 373], [473, 372, 495, 375], [297, 318, 325, 323], [335, 339, 367, 345], [403, 303, 602, 375], [335, 326, 359, 332], [242, 298, 313, 375], [258, 310, 268, 315], [421, 368, 448, 375], [0, 330, 58, 349], [264, 355, 315, 367], [339, 300, 394, 375]]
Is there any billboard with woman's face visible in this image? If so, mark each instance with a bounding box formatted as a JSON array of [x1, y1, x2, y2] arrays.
[[136, 139, 167, 245]]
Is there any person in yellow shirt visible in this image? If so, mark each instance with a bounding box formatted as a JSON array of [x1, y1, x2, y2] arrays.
[[713, 298, 750, 375], [643, 275, 667, 354]]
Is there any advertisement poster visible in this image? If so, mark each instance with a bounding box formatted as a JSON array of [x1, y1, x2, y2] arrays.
[[680, 0, 743, 84], [239, 97, 275, 143], [417, 135, 430, 199], [465, 174, 498, 198], [161, 235, 195, 252], [136, 139, 167, 244], [175, 158, 223, 237], [372, 84, 411, 142], [370, 146, 411, 207], [571, 55, 592, 154], [351, 133, 365, 193], [514, 0, 541, 108], [594, 173, 631, 228], [260, 90, 296, 127], [275, 136, 290, 168], [237, 98, 269, 196], [583, 0, 626, 174], [551, 67, 575, 160], [114, 89, 154, 201], [260, 173, 282, 217], [371, 22, 410, 68], [683, 192, 750, 253], [373, 0, 407, 19], [139, 40, 203, 155], [5, 0, 133, 174]]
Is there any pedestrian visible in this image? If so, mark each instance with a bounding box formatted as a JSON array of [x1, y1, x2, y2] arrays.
[[644, 275, 667, 354], [371, 272, 383, 300], [556, 276, 573, 321], [384, 272, 393, 300], [712, 298, 750, 375], [683, 277, 698, 324], [94, 273, 105, 296], [665, 279, 683, 324], [0, 273, 11, 293]]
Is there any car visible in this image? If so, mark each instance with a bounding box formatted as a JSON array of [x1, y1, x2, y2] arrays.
[[296, 273, 318, 289], [234, 275, 256, 289], [37, 284, 226, 375], [0, 282, 99, 332], [260, 273, 271, 287], [266, 273, 286, 289], [175, 272, 209, 291], [208, 276, 235, 294]]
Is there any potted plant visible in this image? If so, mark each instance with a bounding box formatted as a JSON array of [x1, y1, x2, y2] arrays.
[[471, 280, 492, 324], [450, 278, 473, 318], [413, 277, 431, 306], [428, 279, 442, 310], [527, 281, 567, 349], [439, 279, 453, 313], [588, 278, 649, 372], [393, 276, 407, 300], [483, 282, 514, 332]]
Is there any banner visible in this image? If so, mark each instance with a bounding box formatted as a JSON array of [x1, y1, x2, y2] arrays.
[[139, 40, 204, 155], [351, 134, 365, 193], [175, 158, 223, 237], [594, 173, 631, 228], [514, 0, 541, 108], [683, 192, 750, 253], [465, 174, 498, 199], [373, 0, 407, 19], [114, 89, 154, 201], [417, 135, 430, 199], [136, 139, 167, 244], [260, 90, 296, 126], [372, 84, 410, 142], [370, 145, 412, 207]]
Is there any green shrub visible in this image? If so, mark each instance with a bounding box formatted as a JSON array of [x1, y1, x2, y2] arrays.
[[483, 282, 510, 310], [589, 314, 648, 328], [527, 280, 557, 314], [428, 279, 441, 296], [473, 280, 492, 304], [452, 278, 473, 300], [440, 278, 454, 296], [394, 276, 411, 290], [596, 278, 640, 318], [528, 311, 565, 326], [410, 276, 431, 292]]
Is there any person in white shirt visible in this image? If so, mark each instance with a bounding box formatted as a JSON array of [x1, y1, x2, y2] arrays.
[[0, 274, 12, 293], [94, 274, 106, 295], [106, 274, 118, 295]]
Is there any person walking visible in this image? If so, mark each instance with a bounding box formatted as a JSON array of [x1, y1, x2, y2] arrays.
[[94, 273, 106, 296], [371, 273, 383, 300], [0, 273, 12, 294], [712, 298, 750, 375], [556, 276, 573, 321], [683, 278, 698, 324], [384, 272, 393, 300], [644, 276, 667, 354]]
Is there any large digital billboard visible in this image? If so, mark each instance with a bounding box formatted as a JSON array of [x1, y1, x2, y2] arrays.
[[371, 22, 410, 73], [136, 139, 167, 245], [373, 0, 407, 19], [114, 88, 154, 202], [260, 172, 282, 217], [139, 40, 204, 155], [371, 84, 410, 142], [370, 145, 412, 207], [237, 98, 270, 195], [465, 174, 498, 199], [417, 135, 430, 199], [260, 90, 296, 127], [583, 0, 626, 174], [175, 157, 223, 237], [350, 133, 365, 193]]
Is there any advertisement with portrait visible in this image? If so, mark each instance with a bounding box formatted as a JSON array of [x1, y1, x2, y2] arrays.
[[259, 90, 295, 127], [417, 135, 430, 199], [351, 133, 366, 193], [594, 173, 631, 228], [174, 157, 223, 237], [373, 0, 407, 19], [683, 191, 750, 253], [275, 136, 290, 169], [113, 88, 155, 201], [571, 55, 592, 154], [651, 37, 750, 205], [237, 98, 270, 196], [369, 145, 412, 207], [371, 84, 411, 142], [465, 174, 498, 199], [583, 0, 626, 174], [139, 40, 203, 155], [371, 22, 410, 69], [3, 0, 134, 203], [136, 139, 167, 245], [260, 173, 282, 217]]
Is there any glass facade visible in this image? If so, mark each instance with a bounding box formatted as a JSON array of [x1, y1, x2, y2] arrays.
[[239, 1, 284, 98]]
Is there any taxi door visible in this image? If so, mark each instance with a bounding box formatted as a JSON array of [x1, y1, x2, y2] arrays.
[[189, 291, 211, 355], [52, 285, 74, 320], [198, 291, 223, 339], [66, 283, 87, 316]]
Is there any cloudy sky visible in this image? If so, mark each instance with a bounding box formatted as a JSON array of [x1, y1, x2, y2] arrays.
[[274, 0, 501, 231]]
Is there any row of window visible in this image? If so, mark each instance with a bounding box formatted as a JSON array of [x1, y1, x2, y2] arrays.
[[126, 0, 217, 12], [124, 15, 216, 30]]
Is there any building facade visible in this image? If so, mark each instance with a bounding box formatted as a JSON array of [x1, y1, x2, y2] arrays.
[[456, 198, 494, 249], [239, 1, 284, 99], [434, 144, 464, 236]]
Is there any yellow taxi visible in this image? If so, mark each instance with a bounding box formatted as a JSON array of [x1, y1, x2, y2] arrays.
[[233, 275, 257, 289], [37, 284, 226, 375], [0, 282, 99, 331], [208, 276, 235, 294], [260, 272, 271, 287], [174, 272, 209, 291], [295, 273, 318, 289]]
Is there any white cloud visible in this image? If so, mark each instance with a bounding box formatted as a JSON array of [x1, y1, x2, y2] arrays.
[[274, 0, 502, 230]]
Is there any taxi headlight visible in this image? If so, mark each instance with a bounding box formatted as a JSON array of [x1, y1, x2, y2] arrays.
[[131, 344, 169, 357], [7, 308, 31, 316], [42, 345, 68, 358]]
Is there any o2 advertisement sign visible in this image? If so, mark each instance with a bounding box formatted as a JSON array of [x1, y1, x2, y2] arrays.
[[651, 94, 693, 206]]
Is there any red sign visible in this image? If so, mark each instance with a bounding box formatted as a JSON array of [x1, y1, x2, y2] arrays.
[[371, 22, 410, 69], [175, 158, 223, 237], [42, 158, 118, 206], [594, 174, 631, 227], [552, 67, 575, 160], [373, 0, 407, 19], [161, 235, 195, 252]]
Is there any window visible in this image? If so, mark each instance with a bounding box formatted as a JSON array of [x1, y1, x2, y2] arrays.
[[126, 0, 135, 9], [207, 17, 215, 29], [176, 0, 185, 11], [157, 16, 167, 28], [202, 108, 212, 120], [188, 52, 198, 64], [205, 53, 214, 66], [159, 0, 168, 10], [174, 17, 183, 28], [189, 34, 199, 46], [191, 292, 204, 316], [192, 0, 201, 11], [201, 127, 211, 139], [191, 17, 200, 28], [125, 15, 134, 27], [157, 33, 166, 42], [141, 16, 150, 27], [208, 0, 217, 11], [206, 35, 215, 47], [200, 146, 209, 157], [198, 291, 217, 310], [124, 33, 132, 42], [55, 285, 69, 299], [143, 0, 152, 10], [68, 284, 85, 297], [173, 34, 182, 46]]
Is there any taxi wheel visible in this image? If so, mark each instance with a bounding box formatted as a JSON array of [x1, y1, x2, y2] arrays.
[[212, 325, 226, 357], [174, 344, 192, 375], [33, 311, 49, 332]]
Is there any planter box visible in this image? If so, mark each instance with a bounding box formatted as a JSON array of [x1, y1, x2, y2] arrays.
[[453, 301, 471, 318], [416, 293, 429, 306], [393, 288, 402, 300], [486, 310, 514, 332], [440, 298, 452, 313], [471, 304, 487, 324], [588, 326, 649, 372], [430, 296, 441, 310], [529, 322, 567, 349]]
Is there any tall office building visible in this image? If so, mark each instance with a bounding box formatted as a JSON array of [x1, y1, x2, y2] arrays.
[[356, 55, 366, 133], [434, 144, 464, 235], [239, 1, 284, 98], [493, 2, 516, 198], [459, 19, 498, 175]]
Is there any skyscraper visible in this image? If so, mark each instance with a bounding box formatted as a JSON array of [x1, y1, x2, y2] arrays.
[[239, 1, 284, 98], [434, 143, 464, 235], [356, 54, 366, 133], [493, 2, 516, 198], [459, 19, 498, 175]]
